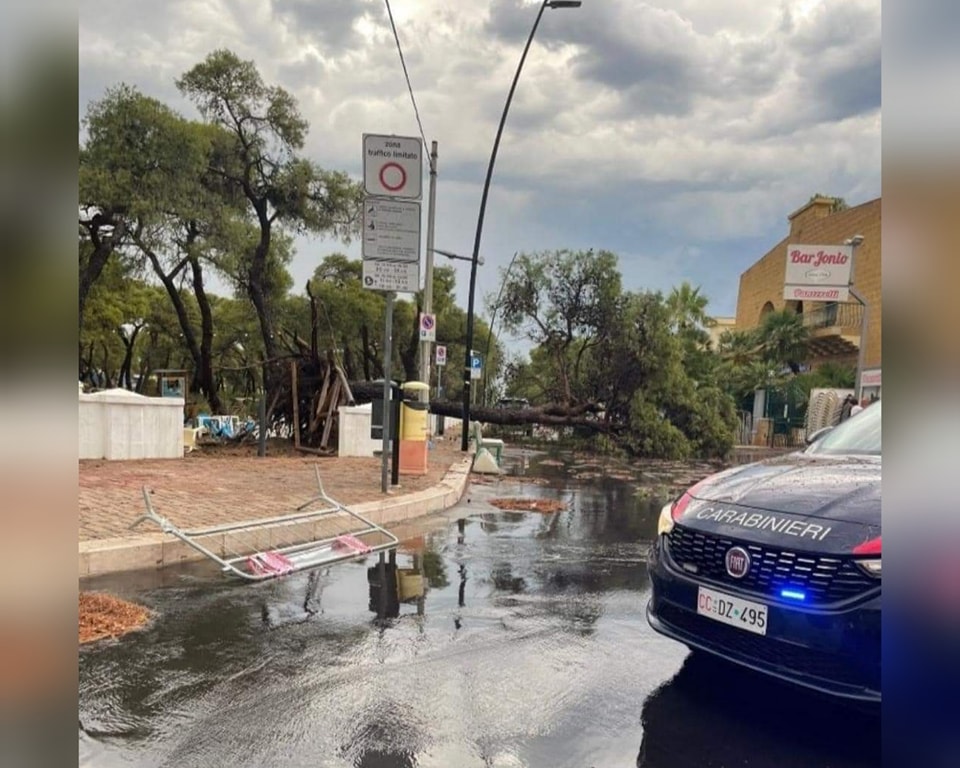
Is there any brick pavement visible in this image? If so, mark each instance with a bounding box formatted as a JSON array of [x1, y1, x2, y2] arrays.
[[79, 439, 468, 542]]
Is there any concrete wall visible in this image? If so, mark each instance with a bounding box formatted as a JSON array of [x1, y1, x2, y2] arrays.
[[735, 197, 881, 370], [80, 389, 184, 460]]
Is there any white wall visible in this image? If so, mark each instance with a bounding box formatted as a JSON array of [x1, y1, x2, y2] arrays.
[[79, 389, 185, 460], [338, 404, 382, 457]]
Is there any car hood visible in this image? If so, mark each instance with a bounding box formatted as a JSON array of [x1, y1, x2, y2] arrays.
[[692, 453, 881, 526], [673, 454, 881, 554]]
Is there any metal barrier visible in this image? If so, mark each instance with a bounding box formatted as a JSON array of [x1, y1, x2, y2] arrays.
[[130, 465, 399, 581]]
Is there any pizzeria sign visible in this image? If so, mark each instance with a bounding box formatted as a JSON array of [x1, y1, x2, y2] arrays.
[[783, 243, 853, 302]]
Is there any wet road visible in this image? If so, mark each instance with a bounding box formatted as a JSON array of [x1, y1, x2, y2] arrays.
[[79, 452, 880, 767]]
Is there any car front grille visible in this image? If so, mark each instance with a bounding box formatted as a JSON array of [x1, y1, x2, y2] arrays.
[[667, 525, 878, 605], [657, 603, 877, 689]]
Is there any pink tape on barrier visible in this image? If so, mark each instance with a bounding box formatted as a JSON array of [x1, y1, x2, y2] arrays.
[[334, 534, 372, 554]]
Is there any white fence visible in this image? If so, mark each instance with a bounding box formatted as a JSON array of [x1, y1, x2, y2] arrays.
[[80, 388, 184, 460]]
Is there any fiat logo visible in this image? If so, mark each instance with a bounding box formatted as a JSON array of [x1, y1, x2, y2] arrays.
[[725, 546, 751, 579]]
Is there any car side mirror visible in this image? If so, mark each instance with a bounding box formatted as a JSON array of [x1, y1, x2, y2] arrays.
[[806, 426, 834, 445]]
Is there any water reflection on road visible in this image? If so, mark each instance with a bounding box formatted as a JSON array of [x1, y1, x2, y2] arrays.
[[79, 450, 879, 767]]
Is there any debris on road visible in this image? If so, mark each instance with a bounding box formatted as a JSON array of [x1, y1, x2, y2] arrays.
[[490, 497, 566, 514], [80, 592, 152, 644]]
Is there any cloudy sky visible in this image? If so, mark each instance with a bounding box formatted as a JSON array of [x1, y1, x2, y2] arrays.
[[79, 0, 880, 341]]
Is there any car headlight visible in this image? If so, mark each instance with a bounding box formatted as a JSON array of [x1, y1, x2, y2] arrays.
[[658, 475, 718, 537], [853, 536, 881, 578], [657, 501, 676, 537]]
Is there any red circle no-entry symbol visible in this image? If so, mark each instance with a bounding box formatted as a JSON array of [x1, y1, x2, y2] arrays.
[[379, 162, 407, 192]]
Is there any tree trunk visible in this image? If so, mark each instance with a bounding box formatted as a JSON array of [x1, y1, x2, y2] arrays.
[[306, 280, 321, 362], [400, 306, 420, 382], [342, 339, 356, 380], [116, 325, 142, 389], [140, 241, 203, 365], [79, 214, 125, 333], [189, 251, 222, 412], [428, 399, 611, 431], [247, 221, 279, 365], [360, 323, 373, 381]]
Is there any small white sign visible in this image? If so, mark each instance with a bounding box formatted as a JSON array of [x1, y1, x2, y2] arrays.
[[783, 243, 853, 302], [435, 345, 447, 366], [470, 355, 482, 380], [861, 369, 881, 388], [362, 199, 421, 262], [362, 260, 420, 293], [363, 134, 423, 199], [783, 285, 850, 302], [419, 312, 436, 342]]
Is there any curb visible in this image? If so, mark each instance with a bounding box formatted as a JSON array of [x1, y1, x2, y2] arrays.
[[79, 457, 473, 579]]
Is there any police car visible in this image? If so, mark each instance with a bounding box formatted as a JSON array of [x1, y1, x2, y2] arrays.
[[647, 400, 881, 702]]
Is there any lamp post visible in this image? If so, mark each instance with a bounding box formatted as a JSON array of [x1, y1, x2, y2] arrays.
[[844, 235, 867, 400], [482, 250, 519, 407], [460, 0, 581, 452], [430, 248, 484, 266]]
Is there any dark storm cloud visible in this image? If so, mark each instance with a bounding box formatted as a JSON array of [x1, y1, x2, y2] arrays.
[[271, 0, 378, 55], [487, 0, 878, 131], [487, 1, 709, 115], [790, 0, 881, 121], [486, 1, 788, 118], [803, 48, 881, 123]]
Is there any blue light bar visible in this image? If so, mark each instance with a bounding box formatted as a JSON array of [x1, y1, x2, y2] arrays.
[[780, 588, 806, 601]]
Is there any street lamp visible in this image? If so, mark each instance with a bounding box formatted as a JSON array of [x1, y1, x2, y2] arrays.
[[844, 235, 867, 400], [429, 248, 485, 266], [460, 0, 581, 451]]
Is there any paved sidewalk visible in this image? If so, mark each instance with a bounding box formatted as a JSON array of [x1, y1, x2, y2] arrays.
[[79, 440, 467, 542]]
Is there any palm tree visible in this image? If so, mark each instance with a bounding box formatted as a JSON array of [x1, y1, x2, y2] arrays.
[[757, 309, 810, 374], [716, 329, 775, 400], [665, 282, 710, 334]]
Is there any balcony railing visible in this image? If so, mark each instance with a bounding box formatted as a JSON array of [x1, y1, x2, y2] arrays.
[[802, 302, 863, 331]]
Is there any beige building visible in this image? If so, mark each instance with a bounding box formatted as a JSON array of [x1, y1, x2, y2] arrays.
[[734, 196, 881, 396], [706, 317, 735, 349]]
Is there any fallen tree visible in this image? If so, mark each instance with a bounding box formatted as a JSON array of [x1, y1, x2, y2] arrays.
[[427, 399, 619, 433], [348, 380, 614, 432]]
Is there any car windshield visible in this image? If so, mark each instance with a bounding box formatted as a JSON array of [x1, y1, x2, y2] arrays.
[[805, 399, 881, 456]]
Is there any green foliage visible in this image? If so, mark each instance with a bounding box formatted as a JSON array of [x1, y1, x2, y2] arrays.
[[175, 49, 363, 369], [499, 249, 622, 403], [808, 361, 856, 388], [715, 310, 813, 403], [626, 394, 692, 460], [80, 84, 209, 219], [499, 252, 738, 459]]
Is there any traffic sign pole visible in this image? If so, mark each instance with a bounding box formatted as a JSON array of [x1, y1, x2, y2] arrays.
[[381, 292, 395, 494], [419, 141, 438, 405]]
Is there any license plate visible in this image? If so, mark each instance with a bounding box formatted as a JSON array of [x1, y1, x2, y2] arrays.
[[697, 586, 768, 636]]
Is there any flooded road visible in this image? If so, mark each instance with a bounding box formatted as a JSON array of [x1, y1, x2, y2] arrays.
[[79, 451, 880, 767]]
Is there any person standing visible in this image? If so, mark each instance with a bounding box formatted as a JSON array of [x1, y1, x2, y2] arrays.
[[839, 394, 856, 422]]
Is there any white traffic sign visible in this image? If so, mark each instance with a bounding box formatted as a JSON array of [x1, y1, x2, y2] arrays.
[[435, 345, 447, 366], [362, 199, 421, 262], [470, 354, 482, 380], [362, 260, 420, 293], [419, 313, 436, 342], [363, 134, 423, 199]]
